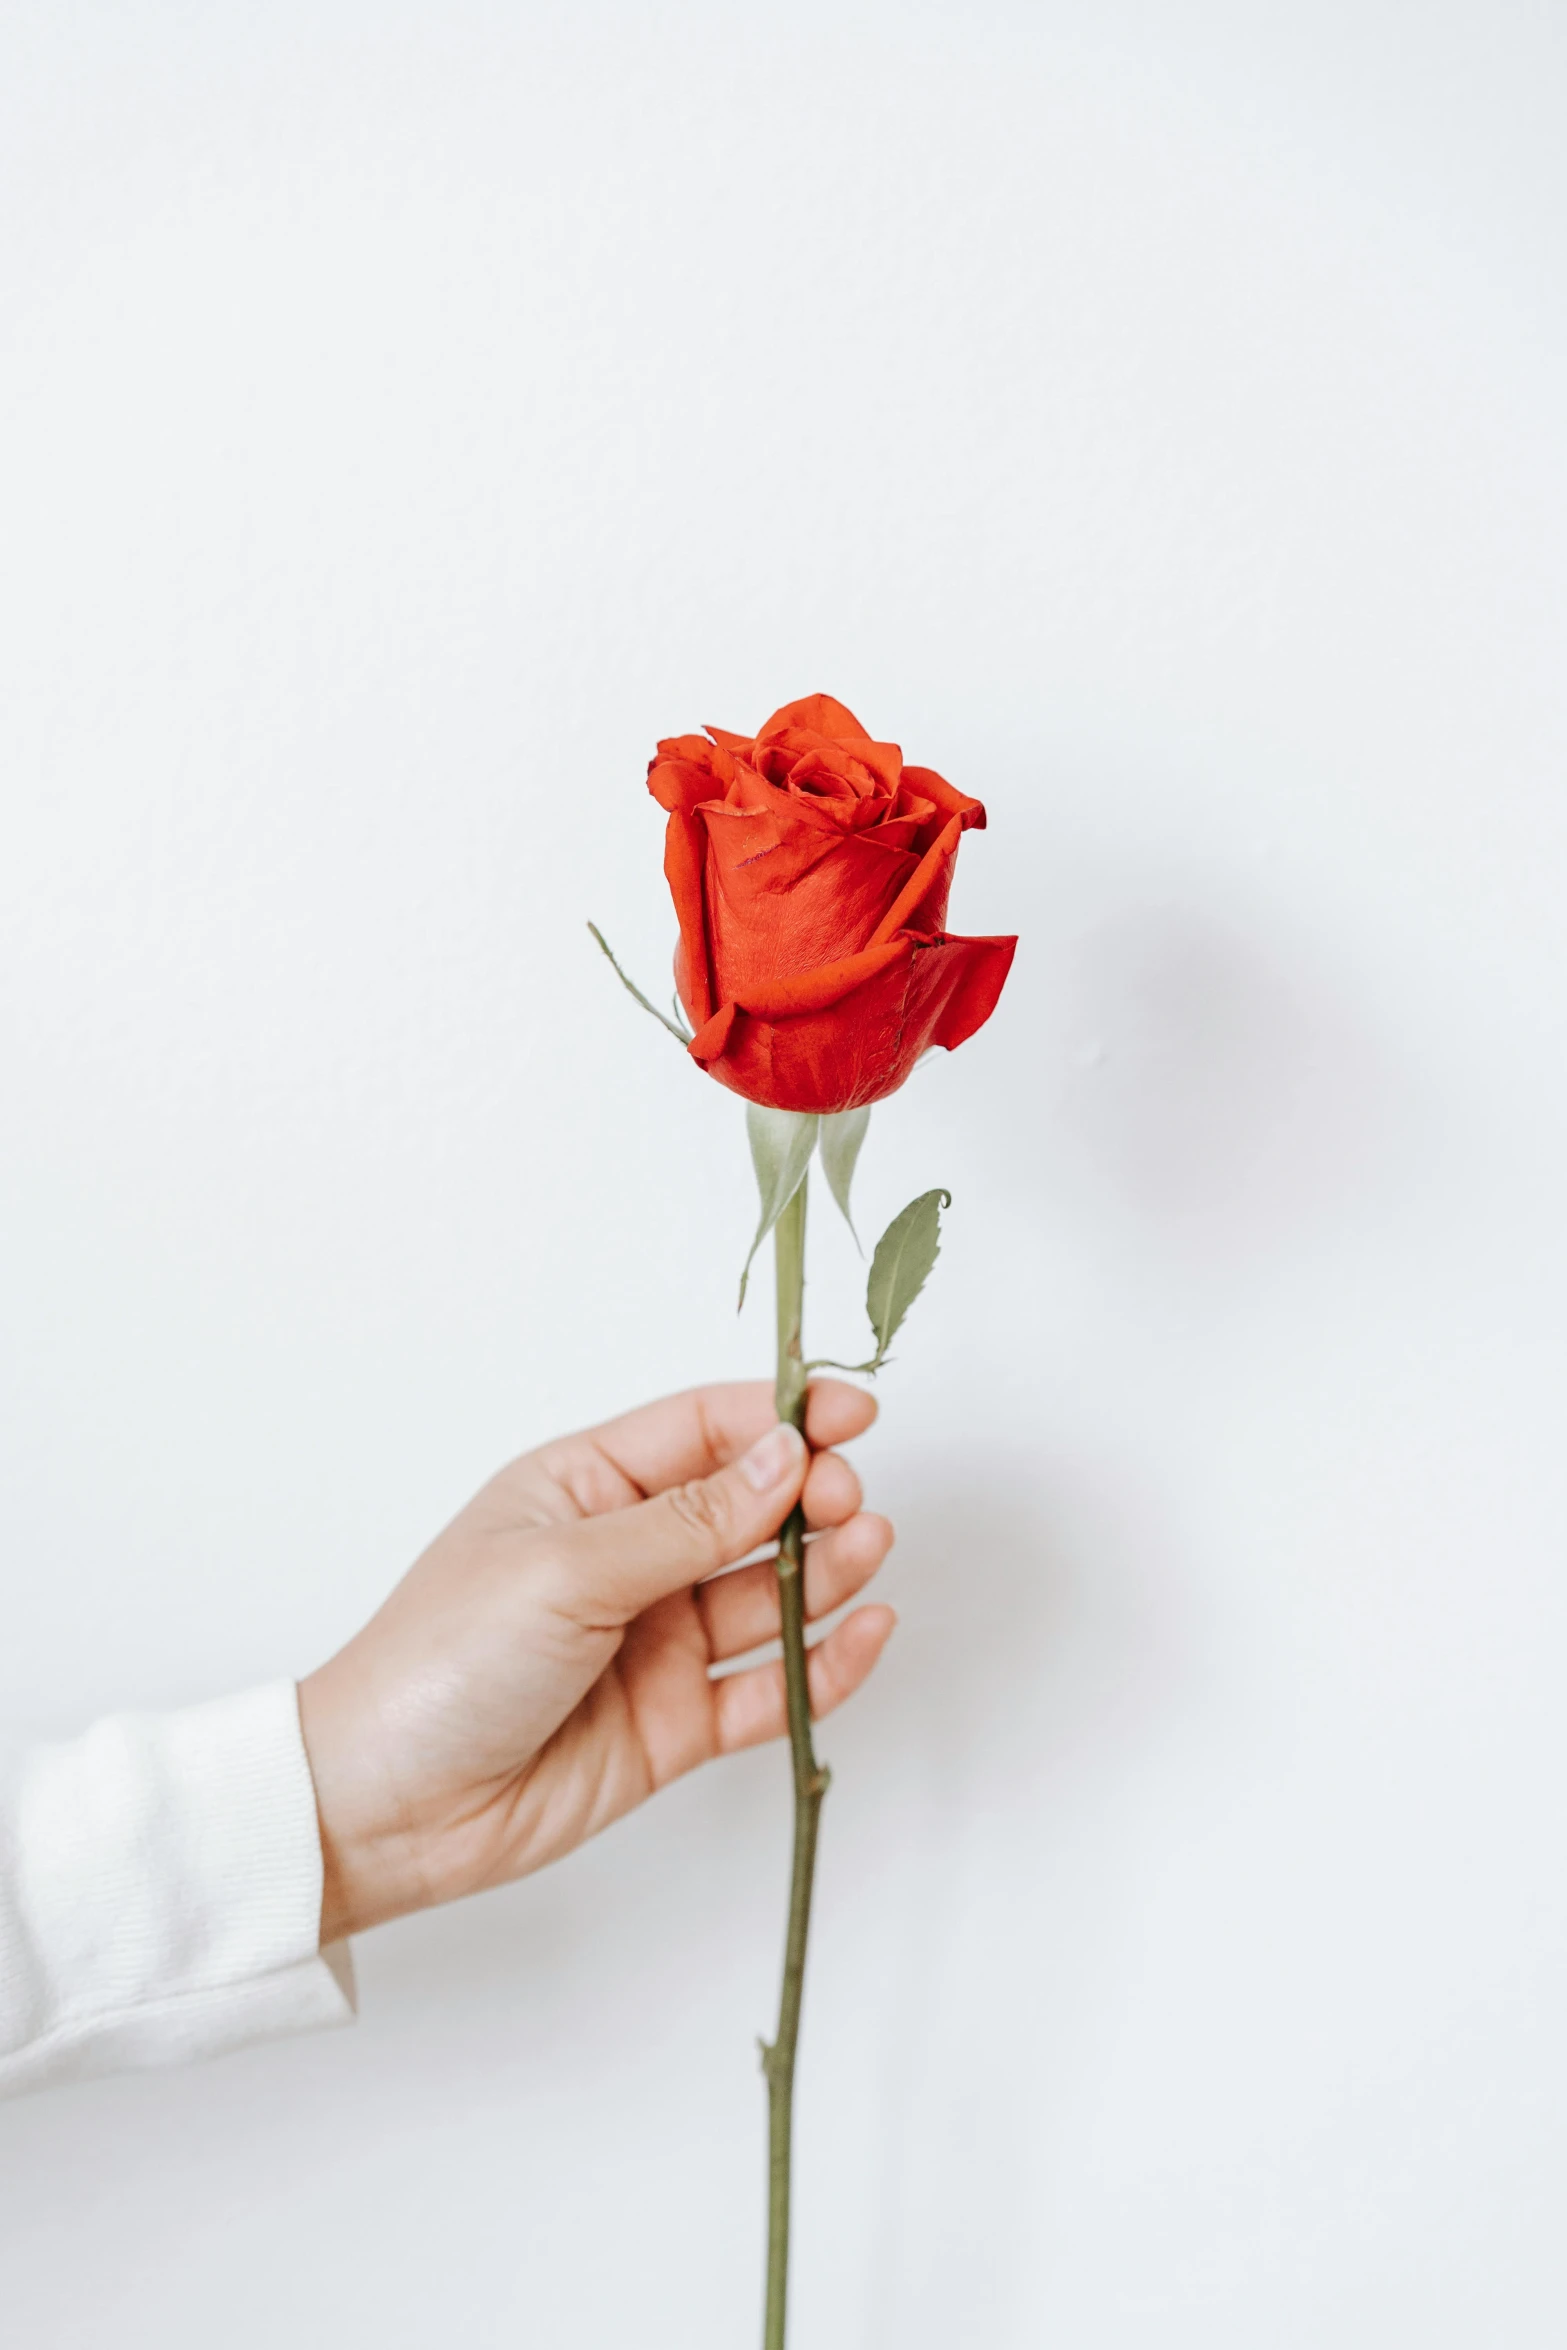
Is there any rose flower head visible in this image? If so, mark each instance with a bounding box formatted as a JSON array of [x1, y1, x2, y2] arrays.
[[647, 694, 1016, 1115]]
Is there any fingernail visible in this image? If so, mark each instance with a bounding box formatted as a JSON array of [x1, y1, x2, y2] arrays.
[[741, 1422, 805, 1492]]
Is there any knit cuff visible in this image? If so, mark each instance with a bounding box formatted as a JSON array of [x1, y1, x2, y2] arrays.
[[0, 1680, 356, 2098]]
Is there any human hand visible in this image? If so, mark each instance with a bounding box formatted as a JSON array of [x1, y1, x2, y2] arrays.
[[297, 1380, 895, 1943]]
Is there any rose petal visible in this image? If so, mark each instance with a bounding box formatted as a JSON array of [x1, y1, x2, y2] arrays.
[[701, 806, 919, 997], [927, 931, 1017, 1051], [686, 999, 737, 1063], [760, 731, 904, 802], [756, 693, 874, 746], [648, 737, 735, 814], [663, 811, 715, 1027], [899, 764, 986, 838], [689, 930, 1016, 1114], [867, 814, 962, 946]]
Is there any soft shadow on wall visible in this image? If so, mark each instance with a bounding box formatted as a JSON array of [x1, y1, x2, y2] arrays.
[[1041, 894, 1409, 1272], [843, 1450, 1207, 2343]]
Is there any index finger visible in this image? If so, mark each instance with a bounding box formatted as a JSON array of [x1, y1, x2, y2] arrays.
[[536, 1379, 877, 1512]]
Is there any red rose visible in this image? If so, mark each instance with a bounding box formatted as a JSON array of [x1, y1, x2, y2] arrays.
[[647, 694, 1016, 1115]]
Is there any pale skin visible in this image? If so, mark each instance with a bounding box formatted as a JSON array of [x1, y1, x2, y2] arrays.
[[298, 1379, 895, 1945]]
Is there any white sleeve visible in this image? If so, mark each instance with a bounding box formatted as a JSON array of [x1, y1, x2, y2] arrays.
[[0, 1680, 356, 2100]]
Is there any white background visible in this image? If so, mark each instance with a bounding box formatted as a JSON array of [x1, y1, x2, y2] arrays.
[[2, 3, 1564, 2341]]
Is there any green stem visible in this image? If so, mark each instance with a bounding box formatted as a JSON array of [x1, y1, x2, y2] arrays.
[[761, 1174, 828, 2350]]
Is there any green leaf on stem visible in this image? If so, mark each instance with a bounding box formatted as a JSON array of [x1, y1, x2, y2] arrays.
[[817, 1107, 871, 1243], [738, 1106, 820, 1310], [865, 1187, 951, 1362]]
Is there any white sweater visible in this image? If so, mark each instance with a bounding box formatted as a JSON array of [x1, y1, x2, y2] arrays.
[[0, 1681, 355, 2099]]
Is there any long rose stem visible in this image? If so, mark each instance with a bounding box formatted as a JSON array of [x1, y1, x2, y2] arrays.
[[761, 1173, 828, 2350]]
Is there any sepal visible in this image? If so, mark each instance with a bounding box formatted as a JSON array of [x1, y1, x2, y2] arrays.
[[739, 1106, 820, 1309], [818, 1107, 871, 1243], [587, 923, 692, 1043]]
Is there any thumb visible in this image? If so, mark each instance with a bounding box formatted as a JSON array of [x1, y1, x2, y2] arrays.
[[552, 1420, 809, 1621]]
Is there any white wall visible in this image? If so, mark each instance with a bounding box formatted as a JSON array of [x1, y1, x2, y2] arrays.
[[2, 3, 1564, 2340]]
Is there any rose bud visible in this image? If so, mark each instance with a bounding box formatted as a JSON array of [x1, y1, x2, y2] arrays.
[[648, 694, 1016, 1115]]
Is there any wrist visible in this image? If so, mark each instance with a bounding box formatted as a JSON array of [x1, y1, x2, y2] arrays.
[[297, 1657, 428, 1943]]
